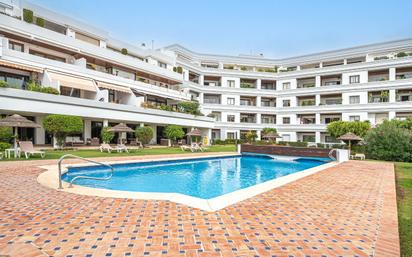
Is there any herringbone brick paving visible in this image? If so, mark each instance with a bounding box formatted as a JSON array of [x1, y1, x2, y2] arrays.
[[0, 155, 399, 257]]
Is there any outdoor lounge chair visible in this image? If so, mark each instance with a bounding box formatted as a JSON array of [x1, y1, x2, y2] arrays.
[[19, 141, 45, 159], [180, 144, 194, 152], [100, 143, 129, 153]]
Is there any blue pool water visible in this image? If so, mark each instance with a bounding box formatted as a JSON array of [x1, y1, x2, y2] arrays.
[[62, 155, 329, 199]]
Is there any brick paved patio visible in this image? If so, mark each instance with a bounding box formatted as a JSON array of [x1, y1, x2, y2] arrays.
[[0, 155, 399, 257]]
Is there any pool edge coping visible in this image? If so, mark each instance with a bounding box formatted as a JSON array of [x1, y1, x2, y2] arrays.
[[37, 153, 338, 212]]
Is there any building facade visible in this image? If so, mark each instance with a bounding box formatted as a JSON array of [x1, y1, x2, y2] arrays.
[[1, 0, 412, 146]]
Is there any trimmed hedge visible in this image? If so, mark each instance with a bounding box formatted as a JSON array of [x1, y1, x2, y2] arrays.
[[23, 9, 34, 23]]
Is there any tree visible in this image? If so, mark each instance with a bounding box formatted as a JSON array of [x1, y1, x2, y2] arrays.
[[365, 120, 412, 162], [261, 127, 277, 136], [43, 114, 83, 149], [135, 126, 154, 147], [164, 125, 185, 145], [177, 101, 202, 115], [245, 131, 257, 143], [101, 127, 115, 144], [0, 127, 13, 143], [327, 121, 371, 138]]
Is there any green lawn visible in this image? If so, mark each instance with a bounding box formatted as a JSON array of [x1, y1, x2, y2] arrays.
[[395, 162, 412, 256], [0, 144, 236, 161]]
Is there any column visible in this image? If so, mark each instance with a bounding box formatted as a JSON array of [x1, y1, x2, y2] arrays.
[[34, 116, 45, 145], [84, 120, 92, 141], [389, 111, 396, 120], [315, 76, 321, 87], [256, 130, 261, 141], [199, 75, 204, 85], [256, 79, 261, 90], [389, 67, 396, 81], [256, 113, 261, 124], [315, 113, 321, 124], [256, 96, 261, 107], [315, 131, 321, 143], [315, 94, 321, 106], [389, 89, 396, 103]]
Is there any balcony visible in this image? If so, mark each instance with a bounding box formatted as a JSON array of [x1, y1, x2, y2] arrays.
[[297, 77, 316, 89], [297, 114, 316, 124], [261, 80, 276, 90], [368, 69, 389, 82], [203, 94, 221, 104], [204, 76, 221, 87], [240, 96, 257, 106], [396, 67, 412, 80], [261, 97, 276, 107], [396, 89, 412, 102], [321, 74, 341, 86], [368, 90, 389, 103], [297, 96, 316, 106], [240, 113, 257, 123], [240, 79, 257, 89], [321, 114, 341, 124], [261, 114, 276, 124], [320, 94, 342, 105]]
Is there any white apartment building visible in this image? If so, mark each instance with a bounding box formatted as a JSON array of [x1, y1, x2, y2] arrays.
[[1, 0, 412, 146], [164, 40, 412, 145]]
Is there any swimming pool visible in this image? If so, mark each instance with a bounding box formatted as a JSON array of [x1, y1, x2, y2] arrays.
[[62, 155, 330, 199]]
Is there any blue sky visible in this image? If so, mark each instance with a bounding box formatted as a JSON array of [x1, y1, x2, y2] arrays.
[[30, 0, 412, 58]]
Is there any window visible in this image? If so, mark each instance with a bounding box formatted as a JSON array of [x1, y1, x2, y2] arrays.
[[349, 116, 360, 121], [283, 100, 290, 107], [227, 80, 235, 88], [9, 41, 24, 52], [349, 95, 360, 104], [227, 132, 236, 140], [302, 135, 315, 142], [227, 98, 235, 105], [227, 115, 235, 122], [283, 117, 290, 124], [158, 62, 167, 69], [60, 86, 80, 98], [282, 82, 291, 90], [349, 75, 360, 84]]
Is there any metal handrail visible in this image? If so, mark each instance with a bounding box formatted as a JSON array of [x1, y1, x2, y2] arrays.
[[328, 149, 337, 161], [57, 154, 114, 189]]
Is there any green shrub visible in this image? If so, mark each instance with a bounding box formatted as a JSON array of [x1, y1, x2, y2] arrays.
[[365, 120, 412, 162], [0, 81, 8, 88], [101, 127, 115, 144], [164, 125, 185, 144], [23, 9, 34, 23], [245, 131, 257, 143], [27, 81, 59, 95], [135, 126, 153, 146], [121, 48, 128, 55], [35, 17, 45, 27], [43, 115, 83, 148], [0, 142, 11, 151], [327, 121, 371, 138], [288, 141, 308, 147], [396, 52, 408, 58], [173, 66, 183, 74], [0, 127, 13, 143], [177, 101, 202, 115]]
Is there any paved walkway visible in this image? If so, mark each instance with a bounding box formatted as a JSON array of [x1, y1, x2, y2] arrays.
[[0, 156, 399, 257]]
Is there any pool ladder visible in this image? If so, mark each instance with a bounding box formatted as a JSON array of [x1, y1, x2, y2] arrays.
[[57, 154, 114, 189], [328, 149, 337, 161]]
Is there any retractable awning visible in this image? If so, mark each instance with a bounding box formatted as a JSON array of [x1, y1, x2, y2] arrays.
[[97, 81, 133, 94], [0, 59, 43, 73], [47, 71, 97, 92]]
